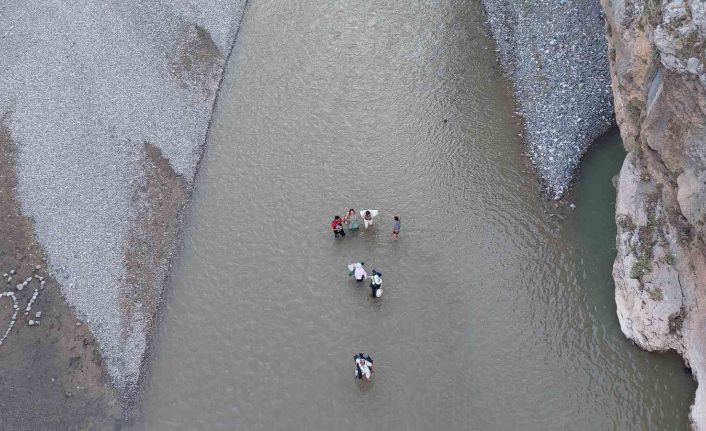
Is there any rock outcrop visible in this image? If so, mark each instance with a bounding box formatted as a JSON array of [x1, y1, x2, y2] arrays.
[[482, 0, 615, 197], [601, 0, 706, 427], [0, 0, 247, 396]]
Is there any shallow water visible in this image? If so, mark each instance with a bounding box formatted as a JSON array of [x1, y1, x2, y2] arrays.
[[141, 1, 695, 429]]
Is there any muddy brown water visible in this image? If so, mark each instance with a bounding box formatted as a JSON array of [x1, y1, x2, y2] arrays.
[[141, 1, 695, 429]]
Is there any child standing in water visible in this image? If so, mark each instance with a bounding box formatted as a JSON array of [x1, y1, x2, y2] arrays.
[[392, 216, 401, 240], [331, 215, 345, 238]]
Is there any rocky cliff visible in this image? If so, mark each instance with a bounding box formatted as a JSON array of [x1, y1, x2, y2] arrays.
[[0, 0, 247, 403], [601, 0, 706, 427]]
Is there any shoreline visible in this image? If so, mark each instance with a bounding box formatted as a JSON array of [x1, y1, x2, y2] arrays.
[[130, 0, 251, 419]]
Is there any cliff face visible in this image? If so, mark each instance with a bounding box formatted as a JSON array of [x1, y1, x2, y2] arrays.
[[482, 0, 614, 196], [601, 0, 706, 427]]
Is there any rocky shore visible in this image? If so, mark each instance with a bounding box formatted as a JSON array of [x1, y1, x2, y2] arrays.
[[601, 0, 706, 428], [481, 0, 615, 197], [0, 0, 247, 424]]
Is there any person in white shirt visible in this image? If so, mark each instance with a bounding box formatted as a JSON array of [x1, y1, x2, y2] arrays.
[[369, 271, 382, 297], [354, 353, 374, 381], [354, 263, 367, 282], [347, 262, 368, 282], [363, 210, 374, 229]]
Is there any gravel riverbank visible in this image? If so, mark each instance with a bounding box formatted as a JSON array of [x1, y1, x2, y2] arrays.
[[0, 0, 247, 405], [481, 0, 614, 197]]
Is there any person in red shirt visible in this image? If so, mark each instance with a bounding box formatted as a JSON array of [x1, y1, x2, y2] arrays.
[[331, 215, 346, 238]]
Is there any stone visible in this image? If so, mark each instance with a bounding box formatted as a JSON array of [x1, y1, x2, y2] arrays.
[[661, 53, 686, 72], [15, 284, 22, 291], [28, 320, 35, 326], [654, 26, 678, 56], [687, 58, 701, 74], [35, 265, 41, 270], [663, 2, 689, 25], [9, 270, 15, 275], [35, 311, 41, 318]]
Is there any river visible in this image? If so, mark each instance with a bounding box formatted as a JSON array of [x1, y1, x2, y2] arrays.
[[141, 1, 695, 429]]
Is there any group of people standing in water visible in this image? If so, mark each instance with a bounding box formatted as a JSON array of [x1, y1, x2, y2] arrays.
[[329, 208, 402, 381], [330, 208, 401, 240]]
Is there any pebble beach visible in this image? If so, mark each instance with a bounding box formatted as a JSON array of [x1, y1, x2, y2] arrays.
[[0, 0, 247, 395], [481, 0, 614, 197]]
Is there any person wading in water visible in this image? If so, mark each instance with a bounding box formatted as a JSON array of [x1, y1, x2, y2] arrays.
[[369, 270, 382, 297], [343, 208, 359, 231], [363, 210, 374, 229], [391, 216, 401, 240], [331, 215, 345, 238], [354, 353, 374, 381]]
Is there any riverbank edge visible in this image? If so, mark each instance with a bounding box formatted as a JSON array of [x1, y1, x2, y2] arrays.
[[129, 0, 252, 419]]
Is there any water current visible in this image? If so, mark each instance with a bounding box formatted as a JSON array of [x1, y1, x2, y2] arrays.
[[142, 1, 696, 429]]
